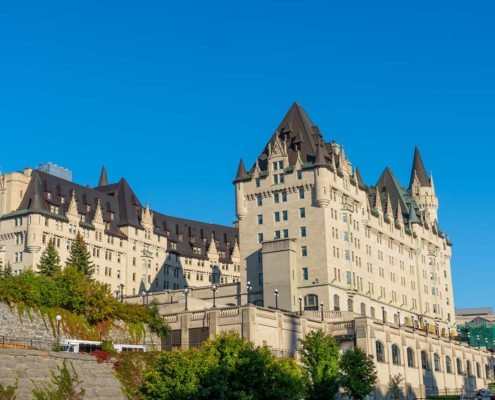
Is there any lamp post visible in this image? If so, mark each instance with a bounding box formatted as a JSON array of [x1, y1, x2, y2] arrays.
[[320, 302, 324, 322], [412, 315, 415, 331], [435, 323, 439, 338], [119, 282, 125, 303], [274, 289, 279, 310], [425, 319, 429, 336], [381, 306, 385, 324], [477, 334, 480, 349], [183, 288, 189, 311], [397, 311, 401, 328], [55, 315, 61, 346], [114, 289, 120, 300], [448, 327, 451, 341], [298, 296, 303, 316], [247, 281, 252, 304], [211, 285, 218, 308]]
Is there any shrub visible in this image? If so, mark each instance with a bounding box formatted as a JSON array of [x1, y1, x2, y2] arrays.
[[90, 349, 113, 364]]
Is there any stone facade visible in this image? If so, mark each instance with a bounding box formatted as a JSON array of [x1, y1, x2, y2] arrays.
[[0, 348, 124, 400]]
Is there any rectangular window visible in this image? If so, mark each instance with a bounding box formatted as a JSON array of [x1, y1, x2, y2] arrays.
[[274, 193, 280, 203], [301, 246, 307, 256], [302, 268, 308, 280], [345, 251, 350, 260], [344, 232, 349, 241], [259, 273, 263, 285], [282, 211, 288, 221], [346, 271, 351, 285], [274, 212, 280, 222], [255, 178, 260, 187], [301, 227, 306, 237], [343, 214, 347, 222], [282, 192, 287, 202], [273, 162, 278, 171], [299, 189, 304, 199], [283, 229, 288, 239], [258, 252, 262, 263], [300, 208, 306, 218], [258, 233, 263, 243], [274, 230, 281, 239], [274, 174, 279, 184], [257, 196, 262, 206], [297, 170, 302, 180], [278, 161, 284, 169], [257, 215, 263, 225]]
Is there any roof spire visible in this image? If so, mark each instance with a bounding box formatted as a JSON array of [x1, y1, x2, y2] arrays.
[[98, 165, 108, 187], [409, 146, 429, 188], [234, 158, 247, 181], [314, 143, 326, 166]]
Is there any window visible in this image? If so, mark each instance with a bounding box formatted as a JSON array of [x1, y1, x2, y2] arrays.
[[257, 196, 262, 206], [297, 170, 302, 179], [343, 214, 347, 223], [274, 212, 280, 222], [258, 233, 263, 243], [456, 358, 462, 375], [304, 294, 318, 308], [370, 307, 375, 319], [257, 215, 263, 225], [376, 341, 385, 362], [273, 161, 278, 171], [274, 230, 281, 239], [467, 361, 473, 377], [345, 251, 350, 261], [446, 356, 452, 374], [255, 178, 260, 187], [258, 252, 262, 263], [407, 348, 415, 367], [347, 298, 353, 312], [283, 229, 288, 239], [300, 208, 306, 218], [299, 189, 304, 199], [274, 193, 280, 203], [346, 271, 351, 285], [301, 246, 307, 256], [274, 174, 279, 184], [302, 268, 308, 280], [392, 344, 401, 365], [360, 303, 365, 315], [301, 227, 306, 237], [476, 362, 481, 378], [334, 295, 340, 311], [282, 192, 287, 202], [279, 161, 283, 170], [344, 232, 348, 241], [434, 354, 441, 371], [259, 273, 263, 285], [421, 351, 429, 370], [282, 211, 288, 221]]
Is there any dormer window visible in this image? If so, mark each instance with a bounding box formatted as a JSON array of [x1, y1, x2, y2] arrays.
[[47, 192, 52, 200], [80, 214, 86, 222], [109, 212, 114, 220], [86, 205, 91, 212], [60, 197, 65, 204]]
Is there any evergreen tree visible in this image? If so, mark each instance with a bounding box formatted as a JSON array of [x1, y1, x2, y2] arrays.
[[66, 231, 93, 279], [0, 258, 3, 276], [37, 238, 62, 277], [3, 261, 13, 278]]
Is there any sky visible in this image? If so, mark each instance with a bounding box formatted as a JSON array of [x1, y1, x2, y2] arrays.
[[0, 1, 494, 309]]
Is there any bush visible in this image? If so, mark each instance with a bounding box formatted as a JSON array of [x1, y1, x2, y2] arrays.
[[0, 379, 18, 400], [90, 349, 113, 364], [31, 360, 85, 400]]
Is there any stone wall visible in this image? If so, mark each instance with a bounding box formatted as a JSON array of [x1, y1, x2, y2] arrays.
[[0, 301, 161, 350], [0, 348, 124, 400]]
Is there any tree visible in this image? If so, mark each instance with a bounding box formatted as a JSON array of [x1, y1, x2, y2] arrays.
[[3, 261, 13, 278], [66, 231, 93, 279], [0, 257, 3, 277], [340, 346, 378, 400], [37, 238, 62, 277], [298, 330, 340, 400], [387, 373, 404, 400]]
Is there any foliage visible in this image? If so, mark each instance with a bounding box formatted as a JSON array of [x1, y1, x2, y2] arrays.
[[298, 330, 340, 400], [37, 239, 62, 277], [31, 360, 85, 400], [101, 340, 116, 355], [114, 352, 160, 400], [138, 330, 306, 400], [0, 378, 18, 400], [3, 262, 12, 278], [340, 346, 377, 400], [387, 373, 404, 400], [146, 299, 171, 338], [90, 349, 112, 364], [66, 231, 93, 279]]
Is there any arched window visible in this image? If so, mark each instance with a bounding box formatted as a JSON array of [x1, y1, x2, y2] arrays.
[[421, 351, 430, 370], [360, 303, 366, 315], [376, 341, 385, 362], [392, 344, 401, 365], [347, 298, 354, 312], [476, 362, 481, 378], [467, 360, 473, 377], [407, 348, 415, 367], [333, 295, 340, 311], [456, 358, 463, 375], [304, 294, 318, 309], [446, 356, 452, 374], [485, 365, 490, 380], [370, 307, 375, 319], [434, 354, 441, 371]]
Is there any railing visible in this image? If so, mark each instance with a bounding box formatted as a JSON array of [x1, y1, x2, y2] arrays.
[[0, 336, 55, 351], [310, 311, 342, 319], [163, 314, 178, 322], [268, 348, 296, 359], [330, 321, 355, 330], [192, 312, 206, 320], [220, 307, 239, 316]]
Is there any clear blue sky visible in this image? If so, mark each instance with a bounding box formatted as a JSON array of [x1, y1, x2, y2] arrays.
[[1, 1, 493, 309]]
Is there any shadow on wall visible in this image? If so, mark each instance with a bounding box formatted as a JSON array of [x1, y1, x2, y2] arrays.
[[245, 250, 262, 304], [461, 372, 476, 395]]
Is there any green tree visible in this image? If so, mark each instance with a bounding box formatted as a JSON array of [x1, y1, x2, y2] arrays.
[[37, 238, 62, 277], [0, 257, 3, 277], [298, 330, 340, 400], [340, 346, 378, 400], [55, 265, 90, 314], [3, 261, 13, 278], [387, 373, 404, 400], [66, 231, 93, 279]]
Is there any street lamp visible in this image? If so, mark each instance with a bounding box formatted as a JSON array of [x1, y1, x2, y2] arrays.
[[298, 296, 303, 316], [55, 315, 61, 345], [274, 289, 279, 310], [397, 311, 401, 328], [119, 282, 125, 303], [448, 327, 451, 341], [247, 281, 252, 304], [381, 306, 385, 324], [141, 290, 150, 307], [183, 288, 189, 311], [425, 319, 429, 336], [114, 289, 120, 300], [320, 302, 324, 322], [211, 285, 218, 308], [412, 315, 415, 331], [477, 334, 480, 349]]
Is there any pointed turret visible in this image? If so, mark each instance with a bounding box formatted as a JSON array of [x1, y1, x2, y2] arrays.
[[234, 159, 248, 220], [396, 200, 404, 224], [409, 147, 429, 188], [314, 143, 327, 166], [408, 203, 421, 224], [314, 144, 330, 208], [234, 159, 247, 182], [354, 167, 365, 187], [375, 187, 383, 213], [98, 166, 109, 187]]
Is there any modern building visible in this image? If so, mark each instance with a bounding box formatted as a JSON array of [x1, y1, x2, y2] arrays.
[[0, 166, 240, 296], [456, 308, 495, 351], [234, 101, 455, 333]]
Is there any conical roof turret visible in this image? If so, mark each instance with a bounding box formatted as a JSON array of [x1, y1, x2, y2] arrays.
[[98, 166, 109, 187], [409, 147, 429, 188], [234, 158, 247, 182]]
